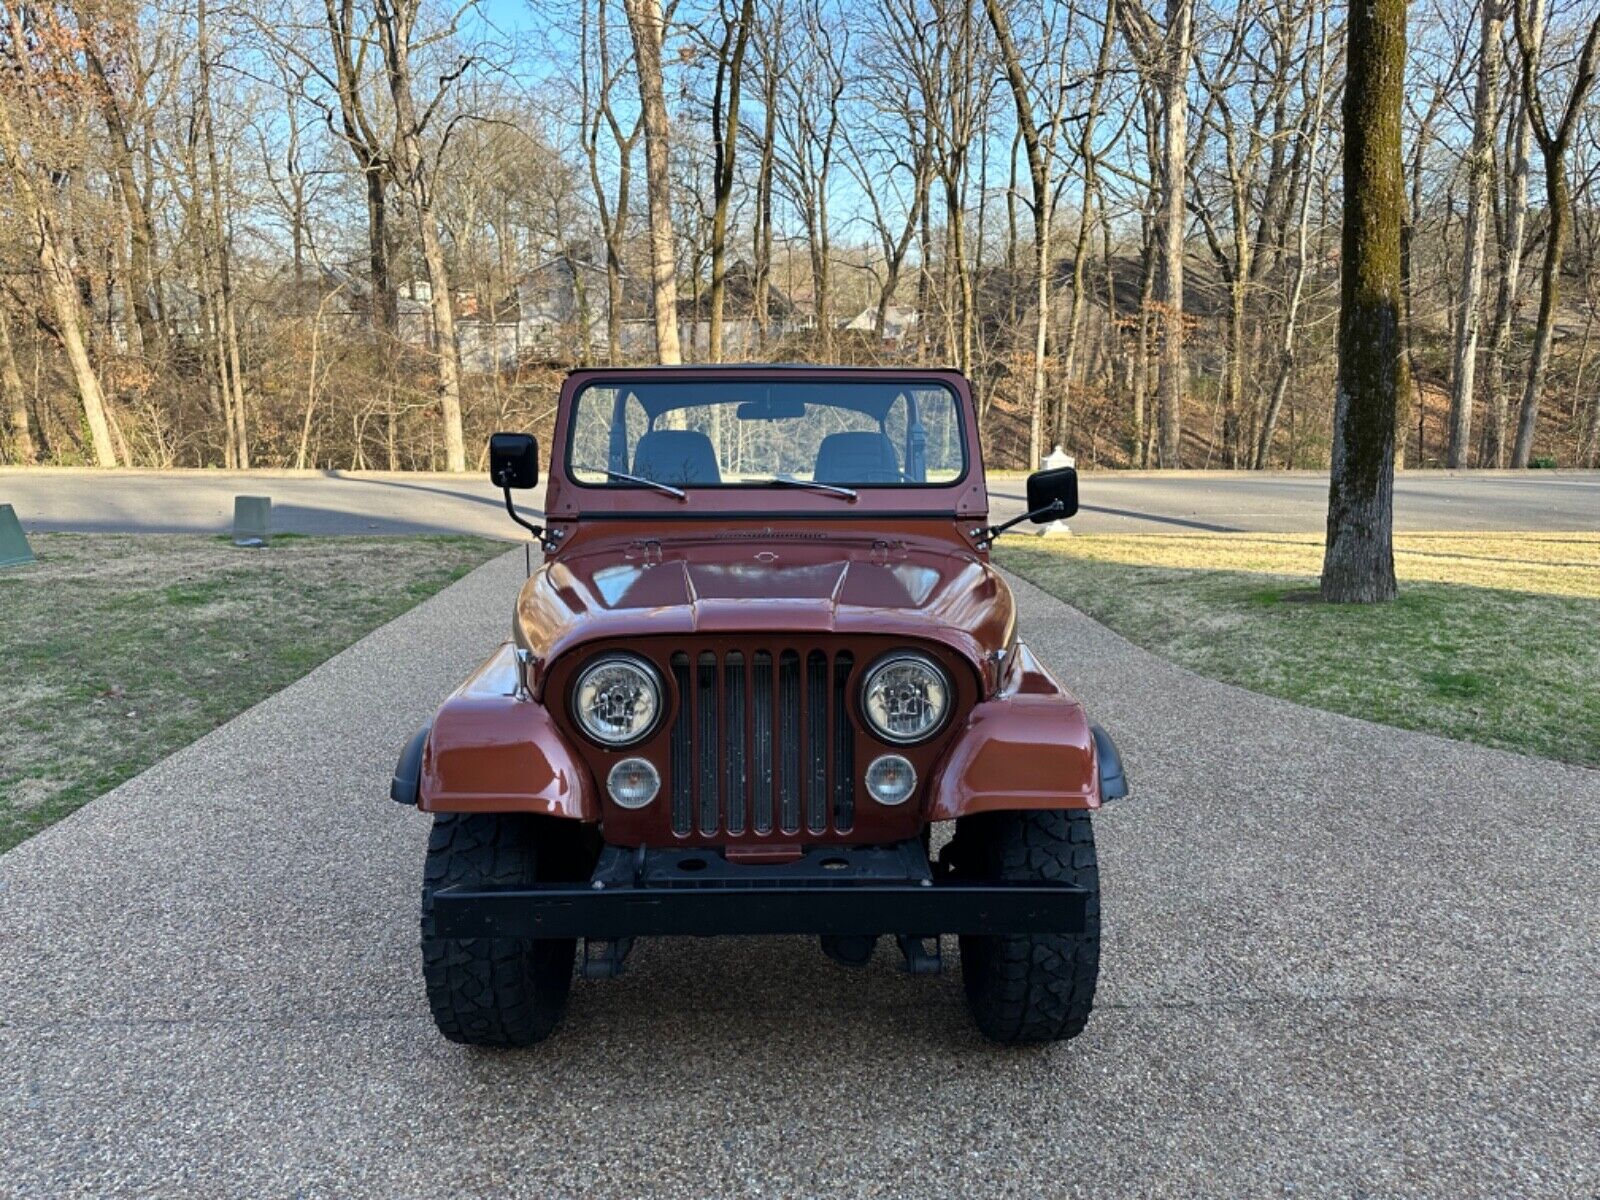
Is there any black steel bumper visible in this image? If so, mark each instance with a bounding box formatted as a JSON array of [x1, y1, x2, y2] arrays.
[[428, 842, 1088, 941]]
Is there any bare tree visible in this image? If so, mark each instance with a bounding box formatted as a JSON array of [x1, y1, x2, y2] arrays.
[[372, 0, 468, 470], [574, 0, 641, 363], [1447, 0, 1507, 466], [0, 3, 118, 466], [1509, 0, 1600, 466], [1256, 0, 1332, 469], [321, 0, 398, 333], [984, 0, 1073, 468]]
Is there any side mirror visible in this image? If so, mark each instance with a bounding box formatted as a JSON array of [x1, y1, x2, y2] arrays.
[[1026, 465, 1078, 521], [489, 432, 538, 489]]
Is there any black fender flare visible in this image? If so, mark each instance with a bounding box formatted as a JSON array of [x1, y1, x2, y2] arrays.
[[390, 725, 430, 805], [1090, 724, 1128, 801]]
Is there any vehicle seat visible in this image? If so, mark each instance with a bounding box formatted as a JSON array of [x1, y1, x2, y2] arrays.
[[632, 429, 722, 485], [814, 431, 901, 484]]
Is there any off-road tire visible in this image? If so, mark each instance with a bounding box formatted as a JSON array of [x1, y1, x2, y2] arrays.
[[420, 813, 590, 1047], [954, 809, 1100, 1045]]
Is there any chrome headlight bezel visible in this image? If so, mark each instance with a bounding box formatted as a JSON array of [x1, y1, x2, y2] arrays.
[[859, 651, 953, 745], [570, 653, 665, 747]]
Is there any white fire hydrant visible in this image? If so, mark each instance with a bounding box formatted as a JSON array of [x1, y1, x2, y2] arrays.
[[1040, 446, 1074, 537]]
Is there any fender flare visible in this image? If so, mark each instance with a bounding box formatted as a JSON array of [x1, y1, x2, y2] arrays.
[[390, 725, 430, 805], [1090, 724, 1128, 801]]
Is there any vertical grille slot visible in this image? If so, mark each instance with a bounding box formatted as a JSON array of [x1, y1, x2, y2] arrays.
[[778, 651, 801, 834], [833, 652, 855, 831], [669, 653, 693, 836], [723, 653, 747, 834], [696, 652, 719, 835], [751, 651, 774, 834], [805, 651, 828, 833]]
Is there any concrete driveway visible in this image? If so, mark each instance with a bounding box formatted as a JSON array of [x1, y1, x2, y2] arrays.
[[5, 466, 1599, 537], [1, 551, 1596, 1197]]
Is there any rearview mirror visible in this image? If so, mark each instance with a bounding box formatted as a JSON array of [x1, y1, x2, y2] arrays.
[[489, 433, 538, 489], [1026, 465, 1078, 521], [735, 399, 808, 421]]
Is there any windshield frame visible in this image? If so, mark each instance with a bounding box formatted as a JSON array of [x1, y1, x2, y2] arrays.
[[561, 373, 972, 495]]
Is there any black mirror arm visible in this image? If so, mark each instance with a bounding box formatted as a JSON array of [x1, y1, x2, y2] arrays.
[[970, 498, 1065, 548], [496, 473, 545, 542]]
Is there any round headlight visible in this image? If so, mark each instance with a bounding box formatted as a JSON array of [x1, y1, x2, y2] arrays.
[[860, 652, 951, 744], [865, 754, 917, 805], [572, 655, 663, 746]]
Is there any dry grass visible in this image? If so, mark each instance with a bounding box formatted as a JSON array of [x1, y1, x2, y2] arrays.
[[998, 532, 1600, 766], [0, 534, 503, 851]]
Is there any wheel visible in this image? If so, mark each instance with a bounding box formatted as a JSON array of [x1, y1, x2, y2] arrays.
[[420, 813, 593, 1047], [953, 809, 1100, 1045]]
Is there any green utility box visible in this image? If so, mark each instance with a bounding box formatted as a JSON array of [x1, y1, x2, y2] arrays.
[[0, 503, 34, 568], [233, 495, 271, 547]]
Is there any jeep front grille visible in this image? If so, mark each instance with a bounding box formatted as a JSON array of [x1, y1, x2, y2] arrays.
[[668, 648, 856, 838]]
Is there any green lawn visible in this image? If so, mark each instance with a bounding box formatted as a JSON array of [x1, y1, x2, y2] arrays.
[[998, 532, 1600, 767], [0, 533, 504, 852]]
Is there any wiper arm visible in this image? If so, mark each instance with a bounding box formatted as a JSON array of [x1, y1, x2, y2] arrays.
[[578, 464, 688, 500], [768, 475, 858, 500]]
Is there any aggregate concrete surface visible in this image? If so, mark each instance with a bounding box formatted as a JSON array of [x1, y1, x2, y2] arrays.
[[2, 550, 1596, 1197]]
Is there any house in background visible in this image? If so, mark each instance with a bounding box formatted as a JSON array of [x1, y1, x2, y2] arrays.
[[400, 256, 819, 372], [843, 303, 919, 348], [658, 260, 807, 360]]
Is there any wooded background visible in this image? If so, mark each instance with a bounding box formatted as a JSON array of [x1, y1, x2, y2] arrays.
[[1, 0, 1597, 472]]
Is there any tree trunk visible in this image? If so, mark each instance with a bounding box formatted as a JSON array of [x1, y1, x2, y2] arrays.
[[1482, 0, 1542, 468], [0, 309, 36, 463], [1133, 220, 1156, 466], [1510, 166, 1566, 467], [365, 169, 396, 333], [1156, 0, 1192, 468], [1321, 0, 1404, 603], [198, 0, 248, 468], [707, 0, 755, 365], [623, 0, 683, 364], [1447, 0, 1504, 466]]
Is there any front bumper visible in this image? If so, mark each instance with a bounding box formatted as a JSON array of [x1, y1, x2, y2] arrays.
[[428, 842, 1089, 940]]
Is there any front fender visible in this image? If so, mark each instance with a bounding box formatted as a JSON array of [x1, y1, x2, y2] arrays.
[[924, 643, 1107, 820], [418, 643, 597, 819]]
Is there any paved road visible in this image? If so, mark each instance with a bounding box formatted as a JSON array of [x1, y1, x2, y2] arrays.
[[5, 466, 1598, 538], [2, 551, 1594, 1197]]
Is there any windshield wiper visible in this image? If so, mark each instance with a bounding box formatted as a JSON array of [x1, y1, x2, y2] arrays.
[[579, 465, 688, 500], [767, 475, 858, 500]]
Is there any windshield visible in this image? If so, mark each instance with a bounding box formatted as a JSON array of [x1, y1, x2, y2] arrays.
[[566, 379, 967, 489]]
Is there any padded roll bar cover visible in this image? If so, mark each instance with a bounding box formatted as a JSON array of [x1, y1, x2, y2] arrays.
[[419, 643, 598, 819]]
